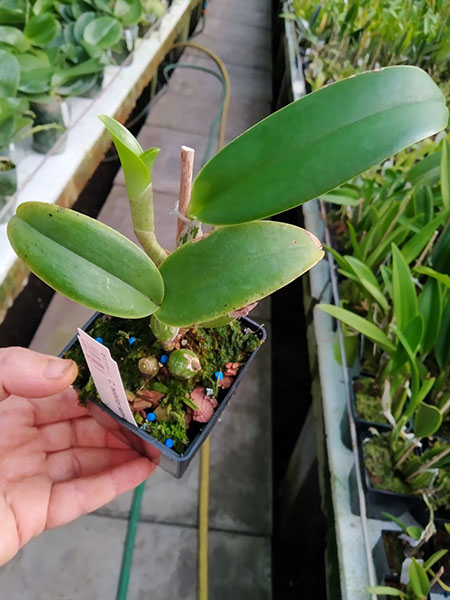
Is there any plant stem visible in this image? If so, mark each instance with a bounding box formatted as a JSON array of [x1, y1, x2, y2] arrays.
[[414, 230, 439, 269], [440, 396, 450, 416], [429, 566, 445, 589], [378, 191, 412, 247], [394, 440, 418, 469], [407, 446, 450, 482], [131, 185, 168, 266]]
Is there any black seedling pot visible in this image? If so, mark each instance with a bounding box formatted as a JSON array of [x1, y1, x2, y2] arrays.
[[61, 313, 266, 478], [349, 433, 423, 520], [340, 376, 391, 450]]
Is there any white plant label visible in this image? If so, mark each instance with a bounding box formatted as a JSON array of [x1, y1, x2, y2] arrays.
[[77, 328, 137, 427]]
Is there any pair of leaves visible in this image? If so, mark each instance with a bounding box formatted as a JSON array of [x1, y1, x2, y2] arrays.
[[7, 203, 324, 325]]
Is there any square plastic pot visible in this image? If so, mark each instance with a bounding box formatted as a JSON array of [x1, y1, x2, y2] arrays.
[[340, 375, 391, 449], [349, 433, 423, 520], [61, 313, 266, 478]]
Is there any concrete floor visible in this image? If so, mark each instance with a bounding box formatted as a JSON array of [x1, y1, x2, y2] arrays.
[[0, 1, 273, 598]]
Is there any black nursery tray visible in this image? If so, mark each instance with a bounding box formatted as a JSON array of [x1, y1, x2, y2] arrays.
[[61, 313, 266, 478]]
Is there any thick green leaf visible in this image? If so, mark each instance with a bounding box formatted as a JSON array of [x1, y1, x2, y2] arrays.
[[84, 17, 123, 49], [199, 314, 234, 328], [99, 113, 143, 155], [322, 192, 360, 206], [417, 378, 436, 405], [424, 549, 448, 570], [24, 14, 58, 46], [7, 202, 164, 318], [365, 224, 410, 270], [114, 0, 142, 25], [0, 26, 28, 52], [408, 150, 441, 188], [418, 278, 443, 354], [53, 59, 103, 88], [401, 210, 449, 264], [99, 114, 148, 200], [414, 185, 434, 225], [0, 49, 19, 97], [73, 12, 97, 43], [156, 222, 324, 326], [366, 587, 405, 597], [392, 244, 418, 331], [436, 301, 450, 369], [18, 66, 52, 94], [391, 314, 424, 378], [394, 324, 421, 402], [345, 255, 388, 311], [346, 221, 362, 260], [188, 67, 448, 225], [415, 265, 450, 288], [409, 558, 430, 597], [442, 138, 450, 211], [318, 304, 395, 354], [406, 526, 422, 541], [414, 402, 442, 438]]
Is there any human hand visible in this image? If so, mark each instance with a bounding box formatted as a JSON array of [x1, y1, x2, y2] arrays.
[[0, 347, 157, 566]]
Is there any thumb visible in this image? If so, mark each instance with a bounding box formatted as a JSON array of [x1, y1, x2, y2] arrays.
[[0, 347, 78, 401]]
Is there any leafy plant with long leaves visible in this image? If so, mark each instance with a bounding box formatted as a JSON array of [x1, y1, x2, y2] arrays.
[[320, 136, 450, 438]]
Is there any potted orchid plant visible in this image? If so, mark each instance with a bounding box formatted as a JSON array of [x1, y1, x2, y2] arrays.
[[6, 65, 448, 476]]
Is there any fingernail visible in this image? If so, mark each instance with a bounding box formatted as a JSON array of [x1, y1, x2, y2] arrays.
[[44, 358, 75, 379]]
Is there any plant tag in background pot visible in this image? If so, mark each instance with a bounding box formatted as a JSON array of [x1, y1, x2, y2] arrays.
[[77, 328, 137, 427]]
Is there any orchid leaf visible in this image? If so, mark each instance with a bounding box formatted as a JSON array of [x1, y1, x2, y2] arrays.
[[188, 67, 448, 225], [409, 558, 430, 597], [99, 115, 166, 265], [392, 244, 418, 331], [344, 255, 388, 312], [415, 266, 450, 288], [401, 210, 449, 264], [156, 222, 324, 326], [441, 137, 450, 211], [414, 403, 442, 438], [7, 202, 163, 318], [408, 150, 441, 188], [394, 323, 421, 405], [318, 304, 395, 354], [366, 586, 405, 597], [424, 550, 448, 570], [418, 278, 443, 354], [436, 301, 450, 369], [322, 192, 360, 206]]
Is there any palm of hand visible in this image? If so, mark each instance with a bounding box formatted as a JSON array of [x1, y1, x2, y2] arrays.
[[0, 387, 154, 567]]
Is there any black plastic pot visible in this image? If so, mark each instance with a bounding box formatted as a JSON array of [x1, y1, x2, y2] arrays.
[[31, 99, 68, 154], [373, 529, 436, 589], [61, 313, 266, 478], [341, 376, 391, 449], [349, 433, 423, 519], [79, 71, 104, 99], [111, 26, 138, 66]]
